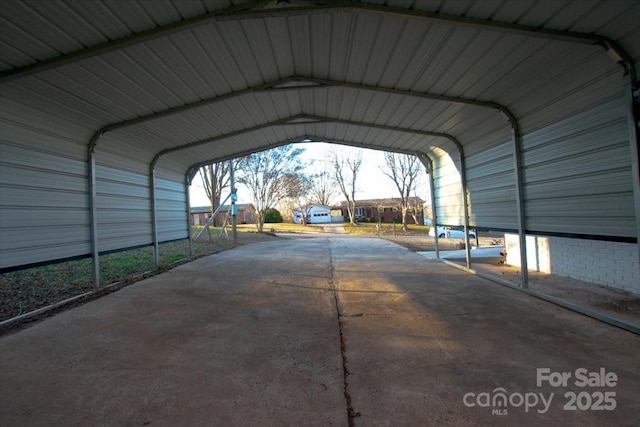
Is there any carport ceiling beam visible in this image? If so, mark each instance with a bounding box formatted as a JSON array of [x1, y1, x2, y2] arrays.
[[0, 0, 275, 83], [268, 77, 508, 111], [293, 115, 457, 143], [185, 133, 429, 184], [87, 77, 296, 152], [0, 1, 634, 84], [151, 114, 454, 169], [87, 75, 511, 154], [417, 154, 440, 259]]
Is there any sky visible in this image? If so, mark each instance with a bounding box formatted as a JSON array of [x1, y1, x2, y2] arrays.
[[188, 142, 430, 207]]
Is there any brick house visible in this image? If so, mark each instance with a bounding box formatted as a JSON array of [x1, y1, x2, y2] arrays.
[[190, 204, 256, 226], [337, 197, 425, 224]]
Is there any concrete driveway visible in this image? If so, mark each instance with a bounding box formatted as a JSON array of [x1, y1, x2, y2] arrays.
[[1, 237, 639, 426]]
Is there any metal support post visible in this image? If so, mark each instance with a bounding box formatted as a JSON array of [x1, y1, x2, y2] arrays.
[[510, 123, 529, 288], [230, 160, 238, 244], [625, 75, 640, 264], [420, 154, 439, 259], [458, 150, 472, 269], [185, 175, 193, 257], [150, 167, 160, 268], [88, 148, 100, 287]]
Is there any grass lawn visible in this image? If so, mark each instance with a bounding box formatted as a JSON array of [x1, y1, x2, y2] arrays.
[[236, 222, 319, 233], [0, 222, 475, 325], [237, 221, 432, 236], [0, 228, 276, 323], [342, 222, 431, 236]]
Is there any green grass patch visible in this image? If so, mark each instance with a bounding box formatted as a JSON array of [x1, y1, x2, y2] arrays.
[[164, 252, 188, 264], [0, 229, 277, 322], [237, 222, 318, 233], [342, 222, 431, 235]]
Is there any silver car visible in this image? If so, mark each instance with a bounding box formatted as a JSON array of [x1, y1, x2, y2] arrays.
[[429, 226, 477, 239]]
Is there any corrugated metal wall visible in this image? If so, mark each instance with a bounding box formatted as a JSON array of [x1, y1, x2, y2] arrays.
[[93, 143, 191, 253], [465, 140, 518, 231], [512, 57, 636, 239], [0, 115, 191, 270], [155, 172, 189, 243], [458, 55, 635, 239], [460, 109, 516, 231], [521, 96, 634, 237], [0, 119, 90, 269], [430, 148, 464, 226], [94, 164, 152, 252]]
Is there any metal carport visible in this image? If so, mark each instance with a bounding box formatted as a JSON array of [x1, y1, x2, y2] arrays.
[[1, 0, 638, 293]]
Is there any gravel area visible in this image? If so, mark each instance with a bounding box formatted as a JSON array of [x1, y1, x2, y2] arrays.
[[383, 235, 503, 252]]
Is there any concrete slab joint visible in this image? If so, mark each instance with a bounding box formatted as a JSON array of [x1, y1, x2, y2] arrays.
[[328, 245, 360, 425]]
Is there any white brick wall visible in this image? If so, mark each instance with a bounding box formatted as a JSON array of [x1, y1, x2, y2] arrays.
[[504, 234, 640, 295]]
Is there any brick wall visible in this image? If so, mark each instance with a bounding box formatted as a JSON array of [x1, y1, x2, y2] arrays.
[[505, 234, 639, 295]]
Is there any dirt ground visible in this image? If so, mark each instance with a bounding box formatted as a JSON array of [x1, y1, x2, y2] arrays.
[[383, 235, 503, 252]]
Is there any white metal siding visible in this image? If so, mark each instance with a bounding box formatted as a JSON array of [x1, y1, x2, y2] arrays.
[[465, 140, 518, 230], [0, 124, 90, 269], [521, 97, 635, 237], [95, 165, 152, 252], [431, 149, 464, 226], [155, 177, 189, 242]]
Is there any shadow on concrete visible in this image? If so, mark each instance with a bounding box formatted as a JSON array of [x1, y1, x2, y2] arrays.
[[1, 237, 638, 426]]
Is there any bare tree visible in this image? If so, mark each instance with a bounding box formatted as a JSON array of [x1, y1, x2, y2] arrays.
[[308, 171, 336, 207], [408, 189, 424, 225], [280, 173, 313, 223], [381, 152, 422, 231], [328, 148, 362, 225], [237, 145, 305, 232], [198, 161, 235, 226]]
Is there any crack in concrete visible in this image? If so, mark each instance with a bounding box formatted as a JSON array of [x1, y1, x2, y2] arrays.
[[328, 243, 360, 426]]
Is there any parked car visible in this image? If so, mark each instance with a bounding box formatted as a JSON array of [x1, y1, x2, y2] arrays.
[[429, 226, 476, 239]]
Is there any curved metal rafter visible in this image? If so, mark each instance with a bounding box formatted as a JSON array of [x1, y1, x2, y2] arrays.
[[9, 2, 636, 284], [0, 0, 275, 83], [153, 113, 459, 173], [87, 74, 512, 155], [69, 0, 635, 288], [0, 0, 634, 317], [150, 113, 474, 269], [1, 1, 635, 85], [86, 75, 526, 286], [184, 133, 434, 185], [416, 153, 440, 258], [184, 125, 452, 180], [86, 77, 298, 154]]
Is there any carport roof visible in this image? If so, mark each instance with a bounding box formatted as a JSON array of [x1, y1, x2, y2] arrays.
[[1, 0, 638, 178]]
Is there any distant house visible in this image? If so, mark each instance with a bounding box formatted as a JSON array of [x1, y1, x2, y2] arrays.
[[190, 204, 256, 226], [338, 197, 425, 224], [293, 204, 344, 224]]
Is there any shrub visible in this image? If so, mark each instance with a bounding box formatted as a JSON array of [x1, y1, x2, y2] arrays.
[[264, 208, 283, 223]]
